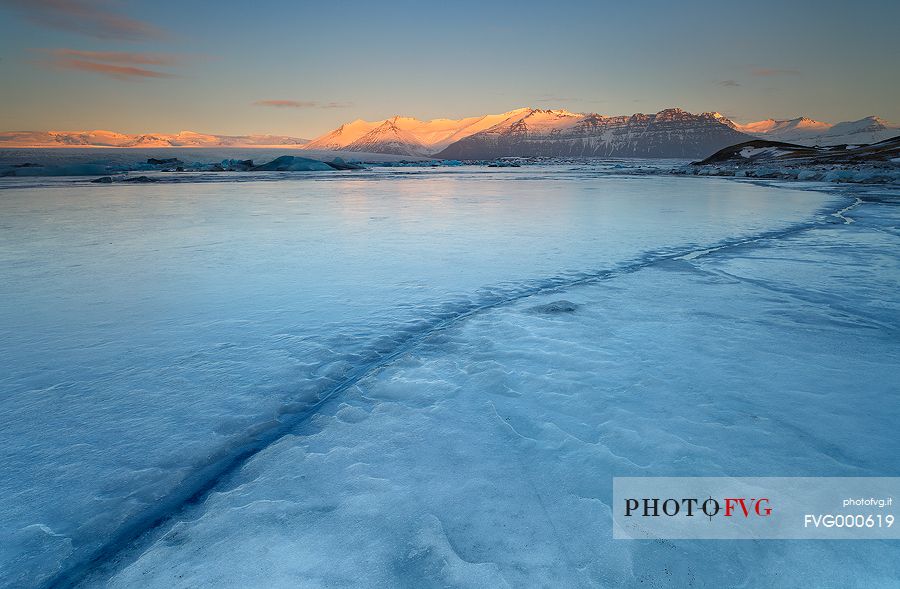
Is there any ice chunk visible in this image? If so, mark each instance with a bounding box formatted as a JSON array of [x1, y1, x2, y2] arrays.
[[326, 157, 364, 170]]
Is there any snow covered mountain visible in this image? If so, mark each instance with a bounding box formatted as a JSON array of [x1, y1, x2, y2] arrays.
[[819, 117, 900, 145], [303, 109, 533, 156], [735, 117, 832, 144], [435, 108, 751, 159], [736, 116, 899, 146], [0, 130, 309, 148], [307, 107, 751, 159], [337, 119, 429, 156]]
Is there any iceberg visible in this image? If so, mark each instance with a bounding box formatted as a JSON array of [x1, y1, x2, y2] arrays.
[[249, 155, 335, 171], [0, 153, 363, 178]]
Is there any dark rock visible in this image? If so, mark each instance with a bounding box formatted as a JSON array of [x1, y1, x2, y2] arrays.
[[122, 175, 157, 183], [529, 300, 579, 314], [694, 136, 900, 166], [147, 157, 183, 166], [91, 176, 114, 183]]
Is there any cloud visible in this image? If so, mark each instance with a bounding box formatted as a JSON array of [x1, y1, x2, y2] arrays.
[[1, 0, 164, 41], [716, 79, 741, 87], [49, 58, 175, 79], [752, 68, 800, 77], [33, 48, 181, 79], [254, 100, 318, 108], [48, 48, 179, 66], [253, 100, 352, 109]]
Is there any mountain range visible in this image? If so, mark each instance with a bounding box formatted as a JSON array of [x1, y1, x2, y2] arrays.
[[304, 108, 749, 159], [0, 130, 309, 148], [434, 108, 749, 159], [303, 108, 899, 159], [3, 109, 897, 159], [303, 109, 528, 155]]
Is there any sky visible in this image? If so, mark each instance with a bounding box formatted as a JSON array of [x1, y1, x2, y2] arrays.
[[0, 0, 898, 139]]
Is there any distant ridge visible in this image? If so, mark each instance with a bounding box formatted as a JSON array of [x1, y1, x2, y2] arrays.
[[0, 130, 309, 148], [736, 116, 899, 146]]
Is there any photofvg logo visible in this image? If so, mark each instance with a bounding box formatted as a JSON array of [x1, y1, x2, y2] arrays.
[[624, 496, 772, 519], [613, 477, 898, 540]]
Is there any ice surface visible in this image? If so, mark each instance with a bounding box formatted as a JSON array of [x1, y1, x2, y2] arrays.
[[100, 185, 900, 588], [0, 167, 897, 587]]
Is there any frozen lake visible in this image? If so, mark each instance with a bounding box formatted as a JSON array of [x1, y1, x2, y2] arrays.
[[1, 167, 898, 587]]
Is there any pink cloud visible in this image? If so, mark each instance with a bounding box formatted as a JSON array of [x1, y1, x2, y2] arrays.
[[50, 58, 175, 79], [48, 49, 179, 66], [254, 100, 319, 108], [2, 0, 164, 41]]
